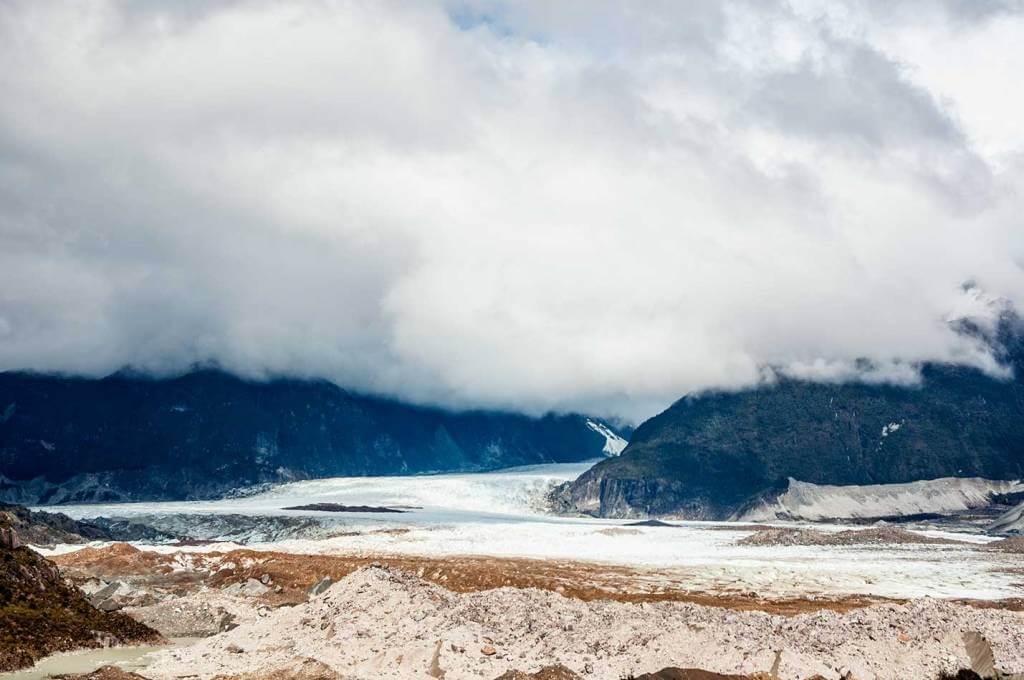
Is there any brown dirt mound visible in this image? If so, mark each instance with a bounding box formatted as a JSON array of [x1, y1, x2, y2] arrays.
[[0, 542, 162, 672], [58, 543, 172, 574], [54, 544, 884, 616], [988, 536, 1024, 553], [52, 666, 149, 680], [631, 670, 759, 680]]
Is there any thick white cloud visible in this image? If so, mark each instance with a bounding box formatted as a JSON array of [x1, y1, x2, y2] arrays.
[[1, 0, 1023, 421]]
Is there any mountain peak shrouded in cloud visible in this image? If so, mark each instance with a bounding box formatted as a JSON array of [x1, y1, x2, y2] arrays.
[[1, 1, 1023, 422]]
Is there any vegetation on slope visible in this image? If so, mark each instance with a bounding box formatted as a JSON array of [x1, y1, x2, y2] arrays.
[[0, 369, 613, 504], [556, 318, 1024, 518], [0, 527, 161, 671]]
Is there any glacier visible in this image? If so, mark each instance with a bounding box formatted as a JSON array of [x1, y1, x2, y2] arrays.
[[29, 462, 1024, 600], [989, 501, 1024, 534], [585, 420, 628, 455], [735, 476, 1024, 522], [43, 462, 597, 525]]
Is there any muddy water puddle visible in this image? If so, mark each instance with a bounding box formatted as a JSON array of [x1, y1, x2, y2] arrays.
[[0, 638, 197, 680]]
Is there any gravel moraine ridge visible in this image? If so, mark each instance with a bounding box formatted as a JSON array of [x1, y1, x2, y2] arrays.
[[143, 565, 1024, 680]]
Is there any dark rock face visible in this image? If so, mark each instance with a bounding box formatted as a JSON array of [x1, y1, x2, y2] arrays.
[[281, 503, 405, 513], [0, 504, 128, 545], [0, 526, 17, 550], [0, 370, 615, 504], [1, 503, 176, 546], [554, 363, 1024, 519], [0, 537, 161, 672], [631, 670, 754, 680]]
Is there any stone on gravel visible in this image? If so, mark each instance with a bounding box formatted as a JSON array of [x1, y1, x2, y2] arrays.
[[128, 596, 244, 637], [222, 578, 271, 597], [51, 665, 149, 680], [309, 576, 333, 597], [632, 669, 756, 680]]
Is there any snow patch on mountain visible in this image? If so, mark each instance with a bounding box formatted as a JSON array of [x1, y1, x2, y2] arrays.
[[880, 421, 902, 437], [586, 420, 628, 456], [735, 476, 1024, 522]]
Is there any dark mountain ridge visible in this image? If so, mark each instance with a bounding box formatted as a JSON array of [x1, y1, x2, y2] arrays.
[[0, 369, 616, 505], [553, 313, 1024, 520]]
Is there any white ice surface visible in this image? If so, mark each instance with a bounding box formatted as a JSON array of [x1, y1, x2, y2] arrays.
[[47, 462, 595, 523], [39, 463, 1024, 601]]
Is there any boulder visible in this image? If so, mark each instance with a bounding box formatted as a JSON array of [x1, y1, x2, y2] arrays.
[[0, 527, 20, 550], [308, 576, 333, 597]]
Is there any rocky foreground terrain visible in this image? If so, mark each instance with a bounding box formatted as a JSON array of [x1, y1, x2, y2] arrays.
[[0, 531, 160, 672], [115, 563, 1024, 680], [3, 505, 1023, 679], [13, 537, 1015, 680]]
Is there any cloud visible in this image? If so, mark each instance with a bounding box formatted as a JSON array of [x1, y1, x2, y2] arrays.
[[0, 0, 1023, 421]]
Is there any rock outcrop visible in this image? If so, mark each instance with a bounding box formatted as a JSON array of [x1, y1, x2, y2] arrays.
[[0, 504, 176, 546], [0, 528, 161, 672], [553, 363, 1024, 520], [0, 525, 18, 549]]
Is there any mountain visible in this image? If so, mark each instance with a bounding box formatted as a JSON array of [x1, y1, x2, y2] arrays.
[[0, 526, 160, 671], [551, 362, 1024, 520], [0, 370, 620, 505]]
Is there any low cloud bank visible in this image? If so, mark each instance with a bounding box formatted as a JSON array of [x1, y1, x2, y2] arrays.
[[1, 1, 1023, 421]]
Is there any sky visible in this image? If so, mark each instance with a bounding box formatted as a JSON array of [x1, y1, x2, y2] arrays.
[[1, 0, 1024, 422]]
